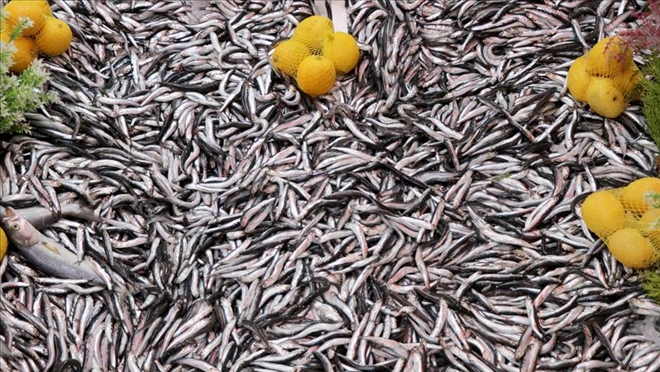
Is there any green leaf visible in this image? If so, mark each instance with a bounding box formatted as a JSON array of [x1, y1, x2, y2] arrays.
[[641, 269, 660, 302], [641, 53, 660, 150]]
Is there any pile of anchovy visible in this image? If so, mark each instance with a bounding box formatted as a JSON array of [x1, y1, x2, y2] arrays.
[[2, 0, 660, 371]]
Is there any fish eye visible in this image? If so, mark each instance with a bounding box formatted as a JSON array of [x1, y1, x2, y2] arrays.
[[10, 222, 20, 230]]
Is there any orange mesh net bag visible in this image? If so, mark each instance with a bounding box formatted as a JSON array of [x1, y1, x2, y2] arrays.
[[581, 178, 660, 269]]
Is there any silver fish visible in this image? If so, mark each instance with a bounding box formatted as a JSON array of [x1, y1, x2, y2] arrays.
[[1, 208, 105, 285], [0, 200, 101, 230]]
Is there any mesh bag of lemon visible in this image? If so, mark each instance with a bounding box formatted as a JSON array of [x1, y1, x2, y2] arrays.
[[567, 36, 643, 118], [580, 177, 660, 269], [268, 15, 360, 98], [0, 0, 73, 74]]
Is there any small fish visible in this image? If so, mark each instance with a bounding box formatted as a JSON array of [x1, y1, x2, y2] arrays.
[[1, 208, 105, 285], [0, 200, 101, 230]]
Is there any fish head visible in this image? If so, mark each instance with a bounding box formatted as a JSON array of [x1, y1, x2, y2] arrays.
[[1, 208, 41, 247]]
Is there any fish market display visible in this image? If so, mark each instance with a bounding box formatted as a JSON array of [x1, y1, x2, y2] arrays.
[[1, 1, 660, 371]]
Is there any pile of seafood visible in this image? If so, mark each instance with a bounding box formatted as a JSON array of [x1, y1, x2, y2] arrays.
[[1, 0, 660, 371]]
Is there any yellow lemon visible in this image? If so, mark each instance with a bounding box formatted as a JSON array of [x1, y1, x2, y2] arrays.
[[35, 16, 72, 57], [638, 208, 660, 241], [585, 36, 633, 77], [270, 39, 310, 78], [3, 0, 51, 36], [620, 177, 660, 215], [291, 15, 334, 54], [296, 55, 336, 97], [0, 228, 7, 262], [567, 55, 591, 102], [612, 60, 644, 102], [12, 0, 51, 15], [322, 31, 359, 74], [581, 189, 626, 238], [606, 228, 656, 269], [8, 35, 38, 73], [586, 77, 626, 118]]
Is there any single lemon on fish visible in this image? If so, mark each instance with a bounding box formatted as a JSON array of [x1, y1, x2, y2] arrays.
[[270, 39, 310, 78], [620, 177, 660, 215], [581, 189, 626, 237], [612, 60, 644, 102], [585, 36, 633, 77], [296, 55, 336, 97], [291, 15, 334, 54], [322, 31, 360, 74], [35, 16, 72, 57], [2, 0, 51, 36], [606, 227, 656, 269], [0, 228, 7, 262], [567, 55, 591, 102], [7, 35, 38, 73], [586, 77, 626, 118]]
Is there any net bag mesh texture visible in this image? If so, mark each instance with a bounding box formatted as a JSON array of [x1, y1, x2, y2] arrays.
[[583, 182, 660, 268], [583, 37, 641, 104], [268, 16, 334, 79]]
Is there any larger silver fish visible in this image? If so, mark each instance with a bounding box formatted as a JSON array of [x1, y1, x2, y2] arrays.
[[0, 200, 101, 230], [1, 208, 105, 284]]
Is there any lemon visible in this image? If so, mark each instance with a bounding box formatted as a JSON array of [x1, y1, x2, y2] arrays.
[[581, 189, 626, 238], [567, 55, 591, 102], [291, 15, 334, 54], [270, 39, 310, 78], [612, 60, 643, 102], [35, 16, 72, 57], [585, 36, 633, 77], [8, 35, 38, 73], [296, 55, 336, 97], [322, 31, 359, 74], [3, 0, 51, 36], [0, 228, 7, 262], [606, 228, 656, 269], [12, 0, 51, 15], [638, 208, 660, 241], [586, 77, 626, 118], [620, 177, 660, 215]]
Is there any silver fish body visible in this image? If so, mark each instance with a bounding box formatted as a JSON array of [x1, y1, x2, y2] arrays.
[[0, 200, 101, 230], [1, 208, 105, 285]]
